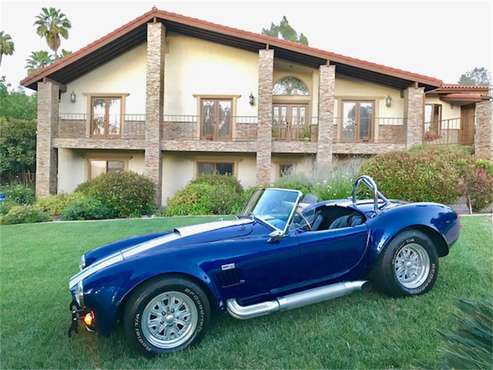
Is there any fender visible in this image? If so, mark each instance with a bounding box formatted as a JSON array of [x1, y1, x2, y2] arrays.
[[82, 250, 223, 335], [366, 202, 459, 265]]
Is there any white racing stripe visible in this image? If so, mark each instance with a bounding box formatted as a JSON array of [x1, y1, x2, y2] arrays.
[[174, 218, 252, 237]]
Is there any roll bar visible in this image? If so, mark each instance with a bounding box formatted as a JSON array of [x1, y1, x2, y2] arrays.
[[351, 175, 389, 213]]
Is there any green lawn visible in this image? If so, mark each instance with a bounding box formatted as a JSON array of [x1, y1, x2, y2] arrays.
[[0, 216, 492, 369]]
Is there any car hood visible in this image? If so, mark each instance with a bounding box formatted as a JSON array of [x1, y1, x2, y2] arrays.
[[83, 218, 253, 268]]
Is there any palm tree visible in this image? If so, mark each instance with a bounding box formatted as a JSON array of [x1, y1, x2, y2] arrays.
[[25, 51, 53, 74], [34, 7, 71, 58], [0, 31, 15, 66]]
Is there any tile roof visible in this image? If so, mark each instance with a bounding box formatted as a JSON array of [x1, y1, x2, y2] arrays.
[[21, 7, 450, 88]]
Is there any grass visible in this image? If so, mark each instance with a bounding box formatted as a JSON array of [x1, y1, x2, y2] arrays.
[[1, 216, 492, 369]]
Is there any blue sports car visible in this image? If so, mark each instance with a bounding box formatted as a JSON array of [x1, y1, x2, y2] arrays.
[[68, 176, 460, 354]]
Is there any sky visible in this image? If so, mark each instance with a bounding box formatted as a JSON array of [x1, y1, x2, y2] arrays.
[[0, 0, 492, 91]]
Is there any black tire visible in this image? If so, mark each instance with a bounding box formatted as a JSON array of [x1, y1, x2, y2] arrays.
[[123, 277, 211, 355], [371, 229, 439, 297]]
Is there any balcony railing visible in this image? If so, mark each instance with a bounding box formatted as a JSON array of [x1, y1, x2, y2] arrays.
[[423, 117, 470, 145], [58, 113, 145, 139], [161, 115, 258, 141], [333, 117, 406, 144]]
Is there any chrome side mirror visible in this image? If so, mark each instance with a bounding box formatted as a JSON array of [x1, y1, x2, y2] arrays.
[[267, 230, 284, 243]]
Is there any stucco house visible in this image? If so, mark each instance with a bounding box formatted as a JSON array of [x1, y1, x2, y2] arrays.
[[21, 7, 492, 205]]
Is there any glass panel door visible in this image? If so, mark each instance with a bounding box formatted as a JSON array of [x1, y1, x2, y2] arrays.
[[218, 100, 232, 139], [200, 99, 232, 140], [342, 102, 356, 141], [358, 102, 373, 142], [201, 100, 215, 140], [91, 98, 106, 136], [341, 101, 374, 142], [107, 98, 121, 136], [91, 97, 122, 137], [272, 103, 309, 140]]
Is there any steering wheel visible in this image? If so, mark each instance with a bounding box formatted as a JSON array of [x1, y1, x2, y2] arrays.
[[293, 209, 312, 231]]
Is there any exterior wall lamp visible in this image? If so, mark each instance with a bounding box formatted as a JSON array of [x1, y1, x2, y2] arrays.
[[385, 95, 392, 108], [249, 93, 255, 106], [70, 91, 77, 103]]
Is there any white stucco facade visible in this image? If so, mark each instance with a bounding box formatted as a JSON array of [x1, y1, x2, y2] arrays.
[[53, 27, 467, 205]]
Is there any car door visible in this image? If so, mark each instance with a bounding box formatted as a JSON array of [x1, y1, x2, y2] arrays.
[[212, 231, 302, 305], [294, 224, 369, 286]]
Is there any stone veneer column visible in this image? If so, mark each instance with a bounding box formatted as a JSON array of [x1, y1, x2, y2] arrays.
[[145, 22, 165, 205], [474, 100, 493, 160], [36, 80, 59, 197], [316, 63, 335, 171], [256, 49, 274, 185], [404, 86, 424, 148]]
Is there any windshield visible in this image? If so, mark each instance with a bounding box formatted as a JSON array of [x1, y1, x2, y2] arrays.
[[241, 188, 302, 232]]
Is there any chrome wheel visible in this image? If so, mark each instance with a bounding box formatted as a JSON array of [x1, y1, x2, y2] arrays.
[[141, 291, 198, 349], [394, 243, 431, 289]]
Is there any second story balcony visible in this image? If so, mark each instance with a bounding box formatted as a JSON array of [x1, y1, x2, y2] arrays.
[[56, 112, 418, 154]]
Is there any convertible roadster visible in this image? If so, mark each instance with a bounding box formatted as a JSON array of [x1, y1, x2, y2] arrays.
[[68, 175, 459, 354]]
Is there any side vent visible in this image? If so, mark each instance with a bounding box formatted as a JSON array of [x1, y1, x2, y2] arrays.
[[217, 267, 242, 288]]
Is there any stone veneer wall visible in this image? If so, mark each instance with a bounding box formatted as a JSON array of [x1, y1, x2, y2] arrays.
[[256, 49, 274, 185], [404, 86, 424, 148], [36, 81, 59, 197], [316, 63, 335, 170], [377, 125, 406, 144], [475, 100, 492, 160], [145, 22, 165, 205]]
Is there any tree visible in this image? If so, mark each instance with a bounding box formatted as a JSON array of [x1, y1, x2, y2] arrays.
[[0, 78, 37, 184], [262, 16, 309, 45], [0, 77, 37, 120], [0, 117, 37, 184], [34, 7, 71, 58], [0, 31, 15, 66], [458, 67, 490, 86], [25, 50, 53, 74]]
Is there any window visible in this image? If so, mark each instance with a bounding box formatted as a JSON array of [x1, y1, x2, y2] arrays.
[[200, 99, 232, 140], [424, 104, 442, 134], [197, 162, 234, 176], [341, 101, 374, 142], [90, 96, 123, 137], [279, 164, 293, 178], [89, 159, 125, 179], [273, 76, 309, 96]]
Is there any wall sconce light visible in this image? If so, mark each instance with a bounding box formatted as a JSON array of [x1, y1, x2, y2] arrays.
[[385, 95, 392, 108], [249, 93, 255, 106], [70, 91, 76, 103]]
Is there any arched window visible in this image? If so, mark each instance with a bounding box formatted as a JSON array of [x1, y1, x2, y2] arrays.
[[273, 76, 310, 96]]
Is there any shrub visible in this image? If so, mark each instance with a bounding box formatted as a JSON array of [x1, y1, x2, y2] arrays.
[[0, 183, 35, 205], [60, 196, 113, 221], [461, 160, 493, 212], [35, 193, 83, 217], [360, 147, 466, 204], [164, 174, 244, 216], [313, 176, 353, 201], [0, 200, 16, 216], [440, 299, 492, 369], [0, 205, 50, 225], [75, 172, 155, 218], [191, 174, 243, 194]]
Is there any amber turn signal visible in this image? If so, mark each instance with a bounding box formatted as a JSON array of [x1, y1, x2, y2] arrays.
[[83, 311, 94, 327]]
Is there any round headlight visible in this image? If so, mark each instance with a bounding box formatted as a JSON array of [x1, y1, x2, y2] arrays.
[[75, 280, 84, 306]]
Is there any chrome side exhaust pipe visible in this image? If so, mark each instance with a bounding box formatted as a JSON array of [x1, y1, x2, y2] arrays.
[[227, 281, 369, 320]]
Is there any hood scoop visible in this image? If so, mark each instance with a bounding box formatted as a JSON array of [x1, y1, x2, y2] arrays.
[[174, 219, 252, 237]]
